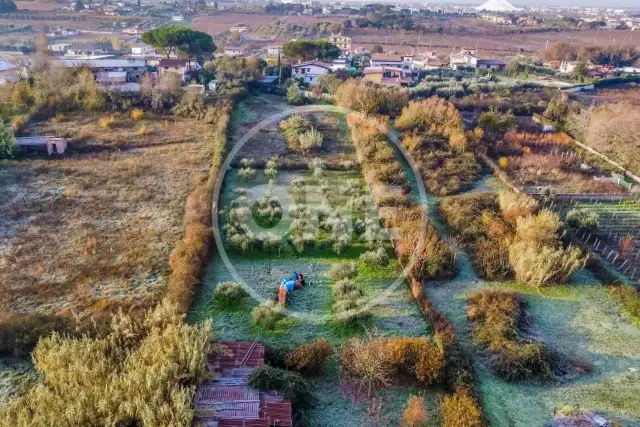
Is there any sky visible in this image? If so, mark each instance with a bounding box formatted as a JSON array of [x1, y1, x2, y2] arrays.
[[436, 0, 640, 8]]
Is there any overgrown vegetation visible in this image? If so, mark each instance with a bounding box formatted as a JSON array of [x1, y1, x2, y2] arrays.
[[467, 290, 562, 381], [397, 98, 482, 195], [440, 191, 585, 284], [0, 302, 213, 427], [279, 114, 323, 153], [335, 80, 408, 117]]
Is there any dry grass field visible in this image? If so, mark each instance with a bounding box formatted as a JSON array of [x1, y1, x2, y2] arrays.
[[192, 12, 282, 35], [347, 26, 640, 58], [0, 113, 210, 318], [14, 1, 61, 11], [573, 83, 640, 106]]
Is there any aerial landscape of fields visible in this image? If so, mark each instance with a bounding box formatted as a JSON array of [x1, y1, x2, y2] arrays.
[[0, 0, 640, 425]]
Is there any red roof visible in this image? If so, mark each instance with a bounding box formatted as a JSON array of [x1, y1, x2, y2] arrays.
[[194, 341, 292, 427]]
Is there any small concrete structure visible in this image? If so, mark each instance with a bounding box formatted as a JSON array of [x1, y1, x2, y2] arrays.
[[16, 136, 68, 155]]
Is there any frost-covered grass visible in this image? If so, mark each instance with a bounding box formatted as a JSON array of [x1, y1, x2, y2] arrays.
[[423, 185, 640, 427], [188, 125, 436, 423]]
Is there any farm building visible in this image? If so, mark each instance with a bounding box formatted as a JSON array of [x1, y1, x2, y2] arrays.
[[194, 341, 292, 427], [16, 136, 68, 155]]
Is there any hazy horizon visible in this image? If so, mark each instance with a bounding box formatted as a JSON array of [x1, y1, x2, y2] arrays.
[[362, 0, 640, 9]]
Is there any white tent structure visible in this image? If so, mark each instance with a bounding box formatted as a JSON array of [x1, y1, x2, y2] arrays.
[[475, 0, 519, 12]]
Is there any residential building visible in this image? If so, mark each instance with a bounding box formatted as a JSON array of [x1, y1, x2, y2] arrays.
[[559, 60, 577, 74], [363, 66, 412, 87], [328, 33, 351, 51], [172, 15, 184, 22], [95, 71, 127, 87], [330, 55, 350, 71], [230, 23, 249, 33], [57, 58, 147, 81], [47, 43, 72, 53], [370, 54, 413, 73], [413, 51, 445, 70], [122, 25, 145, 35], [267, 45, 282, 57], [131, 45, 155, 56], [480, 13, 515, 24], [223, 45, 247, 56], [158, 58, 201, 82], [16, 136, 67, 155], [292, 60, 332, 84], [65, 45, 110, 58], [449, 50, 506, 70], [0, 61, 19, 86], [46, 28, 79, 37]]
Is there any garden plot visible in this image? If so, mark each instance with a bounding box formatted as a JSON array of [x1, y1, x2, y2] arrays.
[[422, 187, 640, 426], [189, 100, 438, 425], [491, 129, 629, 195], [552, 198, 640, 286]]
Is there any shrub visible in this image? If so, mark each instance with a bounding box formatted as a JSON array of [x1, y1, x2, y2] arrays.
[[339, 336, 394, 397], [360, 247, 389, 266], [252, 299, 282, 330], [513, 209, 563, 247], [0, 123, 17, 160], [287, 81, 304, 105], [441, 392, 484, 427], [137, 124, 151, 136], [396, 98, 465, 147], [386, 337, 445, 385], [99, 115, 117, 129], [285, 338, 333, 376], [248, 365, 313, 409], [497, 190, 538, 225], [468, 290, 556, 380], [565, 208, 599, 232], [214, 282, 247, 305], [0, 302, 213, 427], [509, 242, 586, 287], [298, 128, 323, 153], [498, 156, 509, 170], [10, 115, 27, 135], [130, 108, 144, 121], [334, 79, 408, 117], [329, 263, 358, 280], [403, 395, 429, 427]]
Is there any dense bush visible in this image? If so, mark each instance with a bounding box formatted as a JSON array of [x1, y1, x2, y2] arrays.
[[565, 208, 599, 232], [280, 114, 323, 153], [360, 247, 389, 266], [403, 395, 429, 427], [248, 365, 314, 410], [441, 392, 484, 427], [334, 79, 408, 117], [468, 290, 556, 381], [339, 335, 445, 396], [214, 282, 247, 305], [497, 190, 539, 225], [0, 302, 213, 427], [0, 122, 17, 160], [509, 209, 585, 287], [329, 262, 358, 281], [252, 299, 282, 330], [285, 338, 333, 376]]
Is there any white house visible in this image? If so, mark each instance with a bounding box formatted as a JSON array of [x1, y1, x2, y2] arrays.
[[131, 45, 155, 56], [370, 54, 413, 73], [330, 55, 349, 71], [292, 60, 332, 85], [47, 43, 72, 53], [230, 23, 248, 33], [267, 45, 282, 57], [223, 45, 247, 56], [172, 15, 184, 22], [559, 61, 577, 74], [158, 58, 201, 82]]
